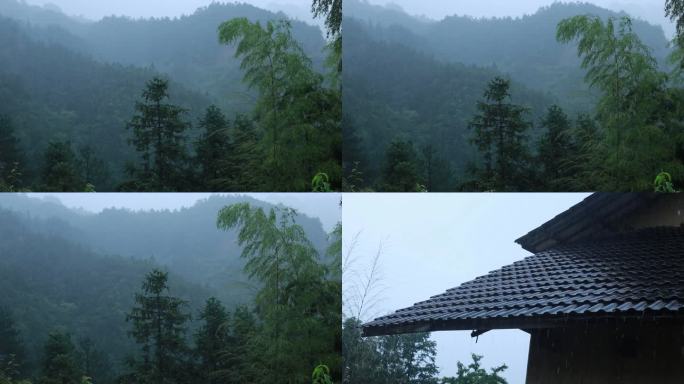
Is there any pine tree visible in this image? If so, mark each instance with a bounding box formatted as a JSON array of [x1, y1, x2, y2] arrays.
[[126, 269, 190, 384], [537, 105, 574, 190], [468, 77, 532, 191], [39, 331, 83, 384], [41, 141, 84, 192], [195, 106, 233, 190], [381, 140, 422, 192], [126, 77, 190, 191], [194, 298, 232, 384]]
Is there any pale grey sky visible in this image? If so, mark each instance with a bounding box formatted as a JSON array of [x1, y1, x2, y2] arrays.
[[27, 193, 341, 231], [367, 0, 675, 38], [24, 0, 320, 26], [343, 193, 590, 384]]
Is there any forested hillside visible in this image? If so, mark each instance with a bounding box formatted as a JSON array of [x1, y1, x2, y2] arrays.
[[0, 194, 330, 306], [0, 0, 341, 192], [343, 18, 556, 191], [0, 196, 341, 383], [343, 1, 680, 192], [0, 209, 212, 381]]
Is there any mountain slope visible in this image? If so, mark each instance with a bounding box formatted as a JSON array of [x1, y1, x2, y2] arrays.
[[0, 16, 213, 187], [345, 0, 672, 113], [343, 18, 556, 187], [0, 194, 332, 307], [0, 209, 213, 375]]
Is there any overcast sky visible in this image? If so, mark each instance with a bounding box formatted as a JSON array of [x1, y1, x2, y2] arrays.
[[343, 193, 590, 384], [367, 0, 675, 37], [24, 0, 319, 25], [27, 193, 341, 231]]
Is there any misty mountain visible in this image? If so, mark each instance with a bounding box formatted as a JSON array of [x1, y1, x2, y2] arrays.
[[0, 194, 332, 307], [0, 0, 327, 101], [343, 17, 556, 188], [345, 0, 671, 112], [343, 0, 675, 190], [0, 193, 335, 378], [0, 0, 333, 190], [0, 15, 212, 186], [0, 208, 213, 375]]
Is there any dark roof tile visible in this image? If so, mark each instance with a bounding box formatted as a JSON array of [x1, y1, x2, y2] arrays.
[[363, 227, 684, 336]]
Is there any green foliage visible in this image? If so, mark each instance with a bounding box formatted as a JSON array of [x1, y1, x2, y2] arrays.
[[194, 298, 234, 384], [124, 77, 191, 191], [194, 106, 237, 191], [217, 203, 341, 383], [557, 14, 684, 190], [667, 0, 684, 51], [40, 141, 84, 192], [219, 18, 341, 191], [536, 105, 576, 190], [467, 77, 532, 191], [342, 317, 438, 384], [381, 140, 423, 192], [312, 0, 341, 38], [0, 1, 333, 192], [126, 269, 191, 384], [440, 355, 507, 384], [312, 364, 333, 384], [38, 331, 83, 384], [655, 171, 678, 192], [312, 172, 332, 192]]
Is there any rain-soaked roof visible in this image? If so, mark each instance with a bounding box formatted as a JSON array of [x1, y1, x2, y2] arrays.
[[363, 226, 684, 337], [515, 193, 658, 253]]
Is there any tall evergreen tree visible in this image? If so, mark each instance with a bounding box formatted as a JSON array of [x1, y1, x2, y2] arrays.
[[468, 77, 532, 191], [41, 141, 84, 192], [194, 298, 232, 384], [39, 331, 83, 384], [195, 106, 233, 190], [126, 269, 190, 384], [125, 77, 191, 191], [381, 140, 422, 192], [536, 105, 575, 190]]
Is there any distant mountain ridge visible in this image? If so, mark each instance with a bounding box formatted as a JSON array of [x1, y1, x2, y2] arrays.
[[0, 194, 331, 305], [345, 0, 671, 112]]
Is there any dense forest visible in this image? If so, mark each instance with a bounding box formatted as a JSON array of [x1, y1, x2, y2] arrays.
[[0, 0, 341, 192], [342, 0, 684, 192], [0, 195, 341, 384]]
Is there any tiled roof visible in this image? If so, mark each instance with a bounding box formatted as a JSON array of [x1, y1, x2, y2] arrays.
[[516, 193, 658, 253], [363, 226, 684, 337]]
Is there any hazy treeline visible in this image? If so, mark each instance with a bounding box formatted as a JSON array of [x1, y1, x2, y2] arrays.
[[343, 1, 682, 192], [0, 0, 341, 192], [0, 200, 341, 384]]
